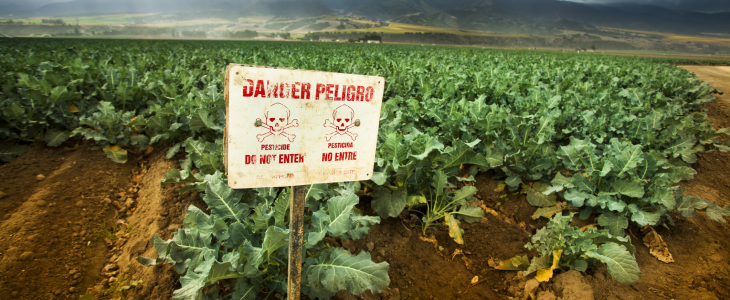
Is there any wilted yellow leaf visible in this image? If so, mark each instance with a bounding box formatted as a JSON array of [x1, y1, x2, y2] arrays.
[[68, 105, 79, 113], [580, 224, 597, 232], [488, 255, 530, 270], [494, 182, 506, 192], [461, 256, 473, 270], [480, 204, 499, 217], [535, 250, 563, 282], [531, 203, 565, 220], [452, 249, 464, 260], [406, 195, 427, 207], [444, 213, 464, 244]]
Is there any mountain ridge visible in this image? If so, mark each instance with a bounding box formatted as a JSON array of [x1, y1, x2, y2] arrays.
[[1, 0, 727, 36]]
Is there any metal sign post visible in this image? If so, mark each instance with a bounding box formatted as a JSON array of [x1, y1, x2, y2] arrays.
[[223, 64, 384, 299]]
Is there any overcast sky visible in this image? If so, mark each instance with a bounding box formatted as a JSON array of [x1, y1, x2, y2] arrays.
[[1, 0, 728, 13], [566, 0, 730, 12]]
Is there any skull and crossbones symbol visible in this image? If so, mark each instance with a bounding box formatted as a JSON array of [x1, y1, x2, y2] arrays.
[[324, 105, 360, 141], [255, 103, 298, 142]]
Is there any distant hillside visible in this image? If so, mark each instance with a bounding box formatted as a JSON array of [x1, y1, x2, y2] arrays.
[[2, 0, 728, 36], [343, 0, 730, 35]]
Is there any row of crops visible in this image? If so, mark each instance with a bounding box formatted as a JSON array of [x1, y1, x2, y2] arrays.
[[2, 38, 730, 299]]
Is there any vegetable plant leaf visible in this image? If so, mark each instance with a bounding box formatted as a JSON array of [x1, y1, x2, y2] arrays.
[[261, 226, 289, 261], [45, 129, 70, 147], [0, 145, 32, 162], [371, 186, 406, 218], [103, 145, 127, 164], [2, 103, 24, 120], [627, 204, 660, 226], [531, 203, 565, 220], [325, 193, 359, 237], [488, 255, 529, 270], [444, 213, 464, 244], [455, 205, 484, 223], [535, 250, 562, 282], [231, 278, 262, 300], [597, 212, 629, 236], [613, 179, 644, 198], [523, 182, 557, 207], [585, 243, 640, 284], [202, 172, 246, 223], [304, 247, 390, 298], [706, 202, 730, 223]]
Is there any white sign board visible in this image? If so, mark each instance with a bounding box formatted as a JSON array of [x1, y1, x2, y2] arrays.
[[224, 64, 385, 189]]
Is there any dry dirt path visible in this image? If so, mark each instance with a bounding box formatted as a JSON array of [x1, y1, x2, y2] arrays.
[[0, 142, 203, 300], [0, 142, 136, 300]]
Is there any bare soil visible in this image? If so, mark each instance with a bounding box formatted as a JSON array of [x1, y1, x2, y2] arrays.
[[0, 66, 729, 300]]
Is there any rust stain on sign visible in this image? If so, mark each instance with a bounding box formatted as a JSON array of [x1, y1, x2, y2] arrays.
[[224, 64, 385, 189]]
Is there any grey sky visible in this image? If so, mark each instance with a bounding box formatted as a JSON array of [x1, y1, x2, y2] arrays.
[[565, 0, 730, 12], [1, 0, 728, 13]]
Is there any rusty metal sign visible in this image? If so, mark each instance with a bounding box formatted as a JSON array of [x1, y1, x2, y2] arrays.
[[224, 64, 385, 189]]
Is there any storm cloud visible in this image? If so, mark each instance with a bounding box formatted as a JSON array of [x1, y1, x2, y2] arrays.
[[565, 0, 730, 13]]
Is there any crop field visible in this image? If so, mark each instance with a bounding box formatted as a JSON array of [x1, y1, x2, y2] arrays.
[[330, 22, 528, 37], [599, 27, 730, 48], [1, 38, 730, 300]]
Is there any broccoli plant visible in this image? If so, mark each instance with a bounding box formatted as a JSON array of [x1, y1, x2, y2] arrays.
[[493, 213, 640, 284], [138, 174, 389, 300]]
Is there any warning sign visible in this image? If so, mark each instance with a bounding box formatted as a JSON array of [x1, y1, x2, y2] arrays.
[[224, 64, 385, 189]]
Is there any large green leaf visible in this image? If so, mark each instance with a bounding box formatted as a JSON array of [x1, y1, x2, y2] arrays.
[[436, 139, 488, 169], [324, 193, 359, 237], [455, 205, 484, 223], [522, 182, 557, 207], [202, 172, 247, 223], [304, 248, 390, 299], [613, 179, 644, 198], [381, 132, 408, 164], [172, 261, 243, 300], [231, 278, 262, 300], [608, 139, 644, 177], [272, 192, 290, 227], [597, 212, 629, 236], [371, 186, 406, 218], [168, 228, 217, 274], [676, 195, 709, 218], [585, 242, 640, 284], [409, 136, 444, 160], [261, 226, 289, 261], [627, 204, 660, 226], [189, 109, 214, 132], [103, 145, 127, 164], [44, 129, 70, 147], [342, 215, 381, 240], [3, 103, 25, 120], [0, 145, 32, 162], [706, 202, 730, 223]]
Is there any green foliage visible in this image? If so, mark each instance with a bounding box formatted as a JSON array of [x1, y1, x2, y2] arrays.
[[525, 213, 640, 284], [0, 144, 32, 162], [2, 38, 729, 296], [303, 247, 390, 299], [139, 174, 387, 299]]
